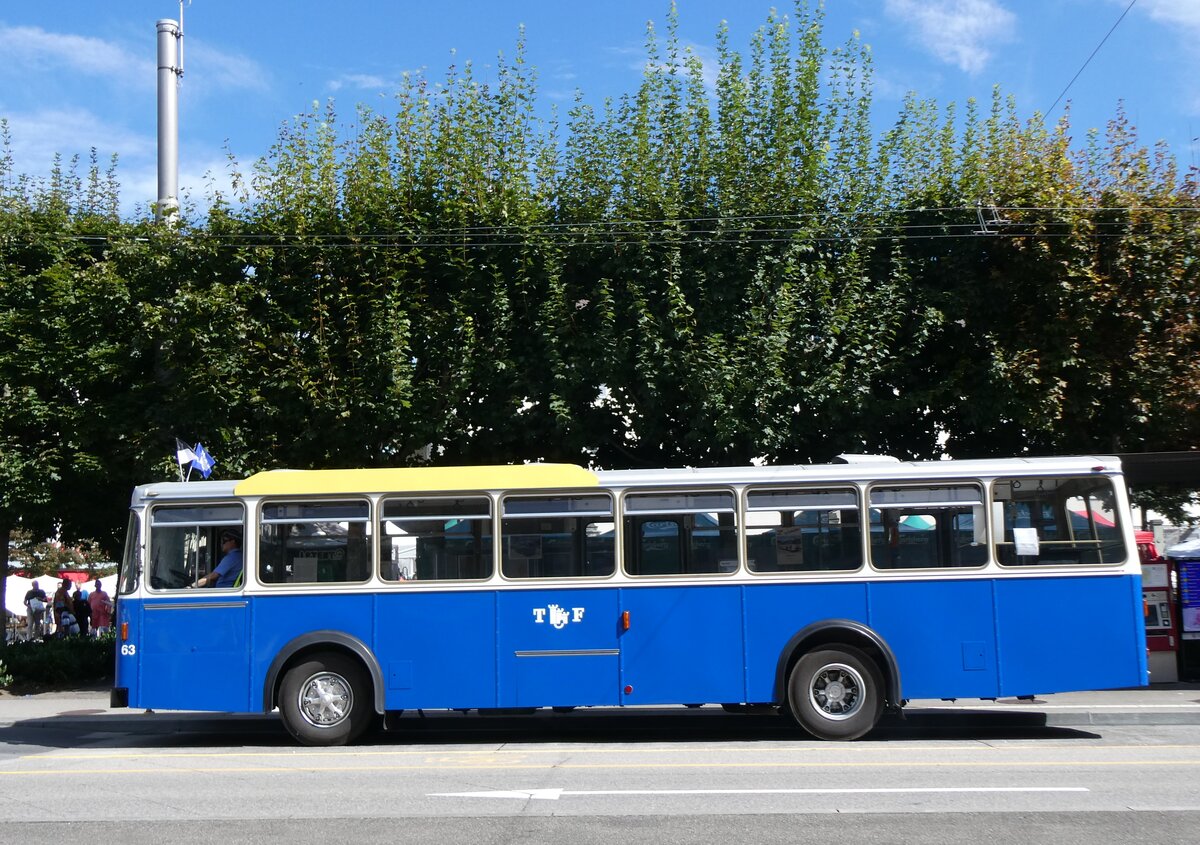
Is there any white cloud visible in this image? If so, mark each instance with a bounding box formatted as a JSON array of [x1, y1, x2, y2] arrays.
[[0, 24, 268, 96], [1138, 0, 1200, 30], [0, 107, 243, 216], [0, 24, 152, 88], [612, 41, 721, 93], [120, 153, 245, 215], [1137, 0, 1200, 80], [884, 0, 1016, 75], [1126, 0, 1200, 118], [684, 43, 721, 93], [327, 73, 394, 93], [186, 42, 271, 93], [3, 108, 154, 169], [870, 69, 922, 102]]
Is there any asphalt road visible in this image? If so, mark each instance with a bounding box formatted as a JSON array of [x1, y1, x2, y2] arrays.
[[2, 710, 1198, 844]]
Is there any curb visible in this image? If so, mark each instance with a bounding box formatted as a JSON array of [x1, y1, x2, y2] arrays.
[[0, 712, 281, 735], [888, 708, 1200, 729], [5, 706, 1200, 737]]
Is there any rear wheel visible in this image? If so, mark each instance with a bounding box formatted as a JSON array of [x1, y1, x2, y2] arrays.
[[787, 645, 883, 741], [279, 652, 372, 746]]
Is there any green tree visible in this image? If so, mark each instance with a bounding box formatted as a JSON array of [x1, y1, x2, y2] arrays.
[[2, 0, 1199, 578]]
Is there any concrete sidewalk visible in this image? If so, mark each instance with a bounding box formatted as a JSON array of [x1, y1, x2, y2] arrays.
[[2, 684, 1199, 737], [901, 683, 1200, 728], [0, 688, 280, 737]]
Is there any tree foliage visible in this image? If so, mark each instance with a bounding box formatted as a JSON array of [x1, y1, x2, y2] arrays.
[[0, 1, 1198, 580]]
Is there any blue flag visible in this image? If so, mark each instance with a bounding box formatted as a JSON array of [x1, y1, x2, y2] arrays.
[[190, 442, 215, 479]]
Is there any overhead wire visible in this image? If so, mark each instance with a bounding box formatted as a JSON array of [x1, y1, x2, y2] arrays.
[[1046, 0, 1139, 117], [39, 208, 1191, 249], [17, 204, 1196, 252], [57, 231, 1191, 250], [122, 204, 1198, 241]]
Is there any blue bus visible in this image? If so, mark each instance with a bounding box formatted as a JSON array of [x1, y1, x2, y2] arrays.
[[111, 456, 1147, 745]]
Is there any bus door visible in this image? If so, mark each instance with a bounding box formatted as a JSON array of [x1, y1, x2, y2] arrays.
[[497, 589, 622, 707], [617, 493, 747, 705], [138, 503, 251, 712], [495, 493, 621, 707]]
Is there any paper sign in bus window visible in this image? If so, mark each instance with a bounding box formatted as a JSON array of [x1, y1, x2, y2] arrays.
[[775, 526, 805, 567], [1012, 528, 1040, 557], [291, 556, 318, 582]]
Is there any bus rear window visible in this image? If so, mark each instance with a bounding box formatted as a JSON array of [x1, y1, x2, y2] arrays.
[[993, 476, 1125, 566]]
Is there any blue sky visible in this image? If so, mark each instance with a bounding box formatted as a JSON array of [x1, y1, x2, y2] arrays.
[[1, 1, 1197, 214]]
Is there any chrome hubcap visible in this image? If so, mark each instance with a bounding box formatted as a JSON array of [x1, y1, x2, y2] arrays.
[[809, 662, 864, 721], [298, 671, 353, 728]]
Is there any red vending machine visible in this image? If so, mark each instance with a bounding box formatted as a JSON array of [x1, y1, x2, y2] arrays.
[[1142, 557, 1179, 683]]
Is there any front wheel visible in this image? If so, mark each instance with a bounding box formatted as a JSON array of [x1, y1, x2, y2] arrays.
[[787, 646, 883, 741], [279, 652, 373, 746]]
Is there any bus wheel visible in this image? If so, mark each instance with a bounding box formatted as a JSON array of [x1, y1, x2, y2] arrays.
[[279, 653, 372, 746], [787, 646, 883, 741]]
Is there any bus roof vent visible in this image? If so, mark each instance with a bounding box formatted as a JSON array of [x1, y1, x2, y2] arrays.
[[834, 454, 901, 464]]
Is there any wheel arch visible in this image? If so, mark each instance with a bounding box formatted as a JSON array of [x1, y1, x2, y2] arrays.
[[773, 619, 903, 710], [264, 630, 385, 714]]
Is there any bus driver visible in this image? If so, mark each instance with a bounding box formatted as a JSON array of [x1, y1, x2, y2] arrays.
[[192, 529, 243, 588]]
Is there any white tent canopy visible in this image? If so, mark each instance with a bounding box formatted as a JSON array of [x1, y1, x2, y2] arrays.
[[5, 573, 113, 618], [1165, 529, 1200, 559]]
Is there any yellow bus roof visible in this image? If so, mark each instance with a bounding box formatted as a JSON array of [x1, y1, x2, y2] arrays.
[[233, 463, 598, 497]]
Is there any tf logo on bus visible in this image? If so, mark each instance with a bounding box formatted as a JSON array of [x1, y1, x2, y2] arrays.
[[532, 604, 585, 629]]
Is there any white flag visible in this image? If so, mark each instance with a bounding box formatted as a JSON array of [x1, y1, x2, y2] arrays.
[[175, 438, 198, 466]]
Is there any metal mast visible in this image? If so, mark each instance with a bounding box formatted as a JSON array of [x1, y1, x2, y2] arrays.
[[156, 17, 182, 221]]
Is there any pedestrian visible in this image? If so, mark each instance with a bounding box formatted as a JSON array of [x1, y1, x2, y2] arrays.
[[23, 580, 48, 640], [73, 586, 91, 638], [52, 577, 72, 633], [89, 579, 113, 636], [59, 606, 80, 636]]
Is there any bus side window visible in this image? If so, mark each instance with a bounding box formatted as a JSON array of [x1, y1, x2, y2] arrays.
[[623, 491, 738, 576], [627, 517, 682, 575], [259, 500, 371, 585], [745, 488, 862, 573], [868, 484, 984, 570], [381, 497, 493, 582], [500, 494, 615, 579]]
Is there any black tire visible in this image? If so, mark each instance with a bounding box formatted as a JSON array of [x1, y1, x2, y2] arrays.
[[787, 645, 883, 741], [279, 652, 373, 746]]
